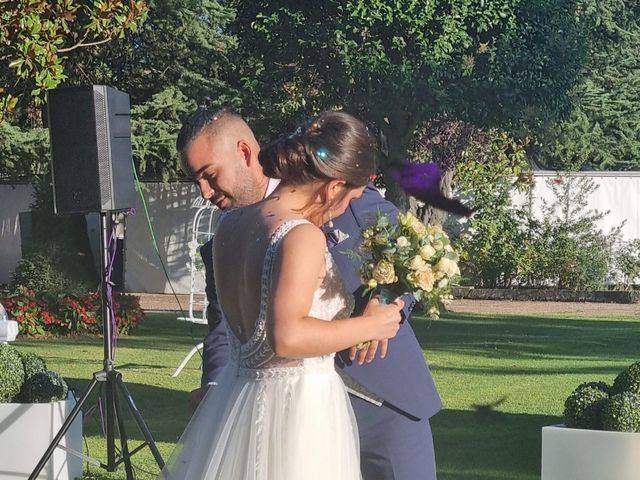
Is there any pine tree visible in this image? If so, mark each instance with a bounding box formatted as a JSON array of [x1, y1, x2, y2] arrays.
[[539, 0, 640, 171]]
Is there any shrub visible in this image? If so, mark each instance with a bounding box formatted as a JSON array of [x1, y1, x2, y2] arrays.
[[0, 344, 25, 402], [0, 290, 143, 336], [22, 371, 69, 403], [610, 361, 640, 396], [112, 293, 144, 335], [563, 385, 609, 429], [10, 248, 92, 298], [56, 294, 100, 335], [19, 352, 47, 380], [613, 239, 640, 289], [517, 175, 619, 290], [601, 392, 640, 432], [575, 381, 610, 394], [0, 288, 51, 335]]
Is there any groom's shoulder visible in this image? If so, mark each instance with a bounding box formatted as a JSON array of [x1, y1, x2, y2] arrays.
[[349, 184, 399, 224], [352, 184, 385, 210]]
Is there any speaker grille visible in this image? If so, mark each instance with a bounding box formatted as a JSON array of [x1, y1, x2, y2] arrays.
[[48, 87, 100, 213], [93, 88, 113, 206], [48, 85, 134, 214]]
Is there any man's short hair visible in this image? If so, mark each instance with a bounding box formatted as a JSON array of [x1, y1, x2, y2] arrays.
[[176, 107, 242, 175]]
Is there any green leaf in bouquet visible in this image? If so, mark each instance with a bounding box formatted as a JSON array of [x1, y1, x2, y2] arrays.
[[376, 215, 391, 229], [382, 248, 397, 259]]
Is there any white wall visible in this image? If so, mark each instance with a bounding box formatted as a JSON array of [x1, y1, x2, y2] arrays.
[[0, 184, 34, 284], [124, 182, 210, 294], [2, 173, 639, 293], [512, 171, 640, 242]]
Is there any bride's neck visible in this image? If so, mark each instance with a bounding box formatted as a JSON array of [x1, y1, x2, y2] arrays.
[[269, 182, 325, 223]]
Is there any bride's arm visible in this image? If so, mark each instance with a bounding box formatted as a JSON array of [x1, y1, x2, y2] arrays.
[[270, 223, 402, 359]]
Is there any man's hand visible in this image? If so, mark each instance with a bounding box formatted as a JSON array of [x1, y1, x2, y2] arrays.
[[188, 385, 210, 413], [349, 339, 389, 365]]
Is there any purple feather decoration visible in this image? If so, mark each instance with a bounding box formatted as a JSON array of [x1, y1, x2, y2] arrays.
[[391, 160, 474, 217]]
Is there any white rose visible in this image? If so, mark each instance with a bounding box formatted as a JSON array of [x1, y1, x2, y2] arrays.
[[410, 221, 427, 237], [419, 244, 436, 260], [407, 268, 435, 292], [396, 236, 410, 248], [372, 260, 396, 284], [435, 257, 460, 277], [188, 239, 199, 259], [409, 255, 428, 271]]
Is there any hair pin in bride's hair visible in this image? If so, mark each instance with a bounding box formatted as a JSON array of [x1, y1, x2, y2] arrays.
[[316, 148, 329, 159]]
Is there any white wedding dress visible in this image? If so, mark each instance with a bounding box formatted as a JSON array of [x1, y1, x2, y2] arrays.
[[160, 220, 361, 480]]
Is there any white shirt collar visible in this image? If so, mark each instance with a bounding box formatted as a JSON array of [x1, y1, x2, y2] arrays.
[[265, 178, 280, 198]]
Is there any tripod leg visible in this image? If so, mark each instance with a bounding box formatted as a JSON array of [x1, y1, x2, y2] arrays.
[[113, 386, 135, 480], [116, 376, 166, 470], [105, 375, 117, 471], [29, 376, 99, 480]]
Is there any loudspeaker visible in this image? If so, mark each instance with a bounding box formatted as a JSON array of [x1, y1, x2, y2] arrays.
[[48, 85, 136, 214]]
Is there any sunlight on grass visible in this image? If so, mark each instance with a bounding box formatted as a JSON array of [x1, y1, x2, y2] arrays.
[[421, 311, 640, 480], [13, 310, 640, 479]]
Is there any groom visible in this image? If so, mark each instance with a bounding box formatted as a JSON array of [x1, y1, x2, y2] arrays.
[[178, 107, 442, 480]]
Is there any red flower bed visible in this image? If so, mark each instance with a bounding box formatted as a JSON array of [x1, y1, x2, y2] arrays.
[[0, 288, 144, 337]]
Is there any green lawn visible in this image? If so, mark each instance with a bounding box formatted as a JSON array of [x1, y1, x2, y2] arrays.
[[13, 310, 640, 479]]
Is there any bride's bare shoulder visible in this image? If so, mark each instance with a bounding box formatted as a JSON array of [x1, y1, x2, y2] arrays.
[[279, 221, 325, 252]]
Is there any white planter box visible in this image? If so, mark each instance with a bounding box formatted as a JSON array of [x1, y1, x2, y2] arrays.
[[542, 424, 640, 480], [0, 396, 83, 480]]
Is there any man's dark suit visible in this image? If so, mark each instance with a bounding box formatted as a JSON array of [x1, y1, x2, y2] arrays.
[[200, 185, 441, 479]]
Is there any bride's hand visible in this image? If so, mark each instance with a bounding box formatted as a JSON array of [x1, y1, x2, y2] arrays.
[[362, 296, 404, 341]]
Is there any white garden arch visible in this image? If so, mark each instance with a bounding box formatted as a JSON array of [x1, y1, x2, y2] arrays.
[[173, 196, 220, 376]]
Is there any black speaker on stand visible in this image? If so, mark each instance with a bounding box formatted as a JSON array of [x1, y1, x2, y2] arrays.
[[30, 86, 164, 480]]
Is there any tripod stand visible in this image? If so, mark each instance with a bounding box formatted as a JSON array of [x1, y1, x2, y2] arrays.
[[30, 212, 165, 480]]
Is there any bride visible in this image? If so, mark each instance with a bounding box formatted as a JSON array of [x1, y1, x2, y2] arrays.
[[160, 111, 403, 479]]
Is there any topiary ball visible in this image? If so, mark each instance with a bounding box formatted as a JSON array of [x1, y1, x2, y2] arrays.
[[610, 361, 640, 396], [575, 381, 610, 394], [563, 385, 609, 429], [0, 343, 25, 402], [22, 371, 69, 403], [601, 392, 640, 432], [19, 352, 47, 381]]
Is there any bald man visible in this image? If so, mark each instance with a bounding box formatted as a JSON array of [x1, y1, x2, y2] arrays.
[[177, 108, 441, 480]]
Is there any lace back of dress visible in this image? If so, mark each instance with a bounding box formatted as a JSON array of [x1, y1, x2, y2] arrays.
[[232, 220, 310, 372], [224, 218, 355, 377]]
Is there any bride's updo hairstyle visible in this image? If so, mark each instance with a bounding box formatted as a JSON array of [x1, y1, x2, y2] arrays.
[[259, 111, 375, 188]]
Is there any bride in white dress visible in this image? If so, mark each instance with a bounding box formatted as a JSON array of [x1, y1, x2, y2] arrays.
[[160, 112, 403, 480]]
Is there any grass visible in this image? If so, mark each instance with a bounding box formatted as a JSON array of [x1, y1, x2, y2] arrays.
[[13, 309, 640, 479], [419, 312, 640, 480]]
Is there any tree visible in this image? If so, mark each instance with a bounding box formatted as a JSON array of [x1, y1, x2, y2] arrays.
[[67, 0, 239, 178], [2, 1, 240, 181], [0, 0, 147, 124], [0, 121, 48, 180], [72, 0, 239, 106], [536, 0, 640, 171], [234, 0, 586, 206]]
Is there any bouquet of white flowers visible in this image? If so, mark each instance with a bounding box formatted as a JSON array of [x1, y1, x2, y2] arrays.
[[358, 211, 460, 319]]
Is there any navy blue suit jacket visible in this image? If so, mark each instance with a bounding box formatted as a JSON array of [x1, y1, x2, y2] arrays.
[[200, 185, 442, 420]]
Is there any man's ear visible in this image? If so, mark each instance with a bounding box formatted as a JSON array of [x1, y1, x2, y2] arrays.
[[237, 139, 253, 167]]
